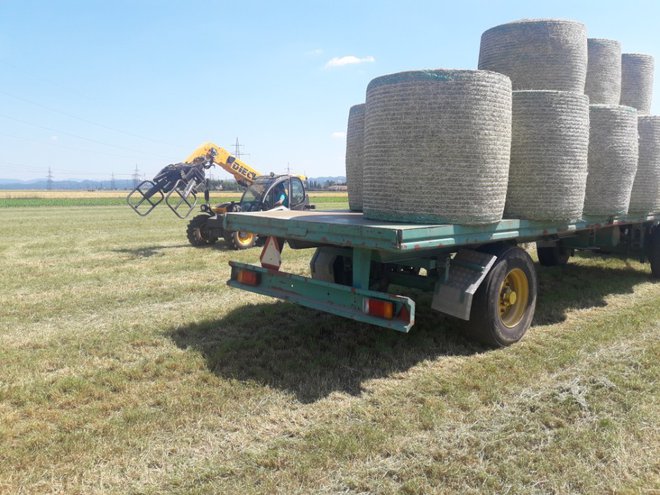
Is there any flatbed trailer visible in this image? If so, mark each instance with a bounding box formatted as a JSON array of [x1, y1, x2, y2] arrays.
[[225, 210, 660, 346]]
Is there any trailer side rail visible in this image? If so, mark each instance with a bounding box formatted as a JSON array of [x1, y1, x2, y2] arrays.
[[224, 210, 660, 253]]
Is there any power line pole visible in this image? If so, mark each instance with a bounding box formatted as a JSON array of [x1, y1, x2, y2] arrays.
[[132, 164, 140, 188], [110, 172, 116, 190], [233, 137, 249, 160], [47, 166, 53, 191]]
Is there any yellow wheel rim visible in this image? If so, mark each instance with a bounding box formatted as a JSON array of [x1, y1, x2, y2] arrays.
[[498, 268, 529, 328], [236, 231, 254, 246]]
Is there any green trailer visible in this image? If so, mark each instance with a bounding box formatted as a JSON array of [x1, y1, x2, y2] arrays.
[[225, 209, 660, 347]]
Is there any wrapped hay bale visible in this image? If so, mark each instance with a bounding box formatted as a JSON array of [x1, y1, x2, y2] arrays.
[[363, 69, 512, 225], [505, 90, 590, 222], [584, 105, 638, 216], [585, 38, 622, 105], [629, 116, 660, 213], [345, 103, 365, 211], [620, 53, 655, 114], [478, 19, 587, 92]]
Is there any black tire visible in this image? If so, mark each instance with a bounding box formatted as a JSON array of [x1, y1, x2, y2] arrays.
[[468, 245, 538, 347], [536, 242, 570, 266], [186, 214, 217, 247], [649, 226, 660, 279], [225, 230, 256, 250]]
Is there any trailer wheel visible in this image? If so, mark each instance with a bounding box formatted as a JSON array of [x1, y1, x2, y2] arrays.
[[226, 230, 256, 250], [186, 214, 218, 247], [469, 246, 538, 347], [536, 242, 570, 266], [650, 226, 660, 279]]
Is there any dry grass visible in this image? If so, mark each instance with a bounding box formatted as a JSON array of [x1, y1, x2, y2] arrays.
[[0, 205, 658, 494]]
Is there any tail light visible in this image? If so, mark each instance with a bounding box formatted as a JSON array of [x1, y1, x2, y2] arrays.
[[363, 298, 394, 320], [236, 269, 260, 286]]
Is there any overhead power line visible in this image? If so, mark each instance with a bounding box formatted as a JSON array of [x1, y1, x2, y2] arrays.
[[0, 112, 171, 159], [0, 131, 158, 160], [0, 89, 178, 148]]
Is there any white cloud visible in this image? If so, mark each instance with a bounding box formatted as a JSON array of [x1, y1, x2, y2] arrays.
[[306, 48, 324, 56], [50, 136, 58, 142], [331, 131, 346, 139], [325, 55, 375, 69]]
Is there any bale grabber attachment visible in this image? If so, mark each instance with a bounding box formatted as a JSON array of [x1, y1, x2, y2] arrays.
[[127, 151, 215, 219]]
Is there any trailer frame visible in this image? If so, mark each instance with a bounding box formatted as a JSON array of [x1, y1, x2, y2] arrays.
[[225, 209, 660, 345]]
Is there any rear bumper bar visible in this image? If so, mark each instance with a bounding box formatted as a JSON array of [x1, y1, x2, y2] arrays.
[[227, 261, 415, 332]]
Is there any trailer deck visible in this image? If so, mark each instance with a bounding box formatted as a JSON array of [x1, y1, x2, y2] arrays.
[[224, 209, 659, 252]]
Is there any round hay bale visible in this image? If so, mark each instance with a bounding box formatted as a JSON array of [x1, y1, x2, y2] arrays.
[[363, 69, 512, 225], [584, 105, 638, 216], [620, 53, 655, 115], [629, 116, 660, 213], [505, 90, 590, 222], [585, 38, 622, 105], [345, 104, 365, 211], [478, 19, 587, 92]]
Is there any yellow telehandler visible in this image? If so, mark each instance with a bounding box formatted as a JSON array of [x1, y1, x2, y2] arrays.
[[127, 142, 311, 249]]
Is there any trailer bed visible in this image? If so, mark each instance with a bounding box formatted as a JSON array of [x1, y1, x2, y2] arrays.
[[225, 209, 660, 252], [225, 209, 660, 342]]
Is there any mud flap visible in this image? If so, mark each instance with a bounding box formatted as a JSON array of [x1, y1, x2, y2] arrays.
[[432, 249, 497, 320]]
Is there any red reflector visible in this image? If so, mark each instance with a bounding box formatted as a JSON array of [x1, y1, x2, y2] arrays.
[[236, 269, 260, 286], [363, 298, 394, 320], [398, 304, 410, 322]]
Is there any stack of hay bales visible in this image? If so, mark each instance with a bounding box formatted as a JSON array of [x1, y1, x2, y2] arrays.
[[584, 105, 639, 216], [585, 39, 622, 104], [341, 17, 659, 225], [581, 38, 643, 217], [362, 70, 512, 225], [619, 53, 658, 215], [629, 116, 660, 214], [479, 19, 590, 222], [620, 53, 655, 114], [345, 104, 365, 211]]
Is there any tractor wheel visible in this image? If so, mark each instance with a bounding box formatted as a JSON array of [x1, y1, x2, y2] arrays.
[[186, 214, 218, 247], [649, 226, 660, 279], [468, 245, 538, 347], [536, 242, 570, 266], [226, 230, 256, 250]]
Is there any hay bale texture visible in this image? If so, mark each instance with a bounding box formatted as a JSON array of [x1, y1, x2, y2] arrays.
[[620, 53, 655, 114], [478, 19, 587, 92], [345, 104, 365, 211], [629, 116, 660, 213], [505, 90, 590, 222], [363, 69, 512, 225], [585, 38, 622, 105], [584, 105, 639, 216]]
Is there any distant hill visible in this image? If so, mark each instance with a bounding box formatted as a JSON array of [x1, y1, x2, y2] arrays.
[[311, 176, 346, 184]]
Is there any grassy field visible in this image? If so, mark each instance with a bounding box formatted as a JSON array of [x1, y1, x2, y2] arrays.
[[0, 202, 659, 494], [0, 190, 348, 209]]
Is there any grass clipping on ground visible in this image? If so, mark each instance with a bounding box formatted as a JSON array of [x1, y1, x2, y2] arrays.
[[0, 205, 658, 494]]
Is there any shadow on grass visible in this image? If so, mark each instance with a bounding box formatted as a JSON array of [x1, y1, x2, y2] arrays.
[[534, 253, 651, 324], [113, 244, 195, 258], [113, 240, 258, 257], [169, 258, 652, 403]]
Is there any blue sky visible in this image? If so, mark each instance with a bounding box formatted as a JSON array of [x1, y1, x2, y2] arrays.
[[0, 0, 658, 182]]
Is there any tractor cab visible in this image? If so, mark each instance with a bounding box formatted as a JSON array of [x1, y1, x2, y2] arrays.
[[239, 174, 308, 212]]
